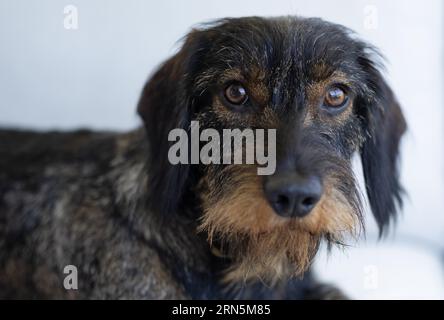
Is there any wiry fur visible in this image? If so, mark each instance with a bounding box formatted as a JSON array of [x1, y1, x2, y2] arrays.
[[0, 16, 406, 299], [198, 164, 361, 284]]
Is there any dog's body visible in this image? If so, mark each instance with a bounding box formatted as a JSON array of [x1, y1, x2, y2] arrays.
[[0, 16, 405, 299], [0, 129, 199, 299], [0, 128, 333, 299]]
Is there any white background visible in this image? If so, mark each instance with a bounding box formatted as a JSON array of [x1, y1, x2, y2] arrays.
[[1, 0, 443, 299]]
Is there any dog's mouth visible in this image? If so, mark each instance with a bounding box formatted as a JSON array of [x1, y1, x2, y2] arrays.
[[197, 167, 361, 284]]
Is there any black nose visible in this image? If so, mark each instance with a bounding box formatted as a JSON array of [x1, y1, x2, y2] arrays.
[[264, 174, 323, 218]]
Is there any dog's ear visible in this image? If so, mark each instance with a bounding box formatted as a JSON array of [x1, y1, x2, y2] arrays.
[[358, 56, 407, 235], [137, 30, 208, 215]]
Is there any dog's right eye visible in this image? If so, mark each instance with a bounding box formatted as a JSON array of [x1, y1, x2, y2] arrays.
[[323, 86, 348, 109], [224, 83, 248, 105]]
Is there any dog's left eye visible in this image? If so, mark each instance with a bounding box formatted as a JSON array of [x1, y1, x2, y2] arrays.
[[224, 83, 248, 105], [323, 86, 348, 109]]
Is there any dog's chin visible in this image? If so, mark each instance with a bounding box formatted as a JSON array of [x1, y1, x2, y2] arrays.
[[219, 223, 323, 285], [198, 171, 360, 284]]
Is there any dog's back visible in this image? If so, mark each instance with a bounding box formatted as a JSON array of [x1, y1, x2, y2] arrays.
[[0, 129, 187, 299], [0, 129, 115, 298]]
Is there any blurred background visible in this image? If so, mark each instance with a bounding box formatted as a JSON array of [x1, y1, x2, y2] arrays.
[[0, 0, 443, 299]]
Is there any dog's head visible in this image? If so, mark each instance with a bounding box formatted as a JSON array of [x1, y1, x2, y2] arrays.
[[138, 16, 406, 283]]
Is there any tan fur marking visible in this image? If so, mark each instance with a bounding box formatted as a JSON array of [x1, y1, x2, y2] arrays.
[[198, 167, 359, 284]]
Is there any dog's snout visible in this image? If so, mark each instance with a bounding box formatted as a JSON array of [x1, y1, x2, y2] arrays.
[[264, 174, 323, 218]]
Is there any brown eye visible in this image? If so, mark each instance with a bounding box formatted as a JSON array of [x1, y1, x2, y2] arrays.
[[224, 83, 248, 105], [324, 86, 347, 108]]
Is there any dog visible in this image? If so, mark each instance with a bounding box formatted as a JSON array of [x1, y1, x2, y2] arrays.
[[0, 16, 406, 299]]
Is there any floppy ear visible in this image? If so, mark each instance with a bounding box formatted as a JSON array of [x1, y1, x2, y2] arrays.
[[137, 30, 208, 215], [358, 59, 407, 235]]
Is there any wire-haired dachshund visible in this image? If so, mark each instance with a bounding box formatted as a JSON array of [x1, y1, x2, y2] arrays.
[[0, 16, 406, 299]]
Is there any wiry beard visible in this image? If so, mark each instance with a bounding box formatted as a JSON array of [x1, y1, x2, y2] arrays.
[[198, 165, 362, 284]]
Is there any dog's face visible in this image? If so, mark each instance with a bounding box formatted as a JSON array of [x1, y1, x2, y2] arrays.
[[138, 17, 406, 283]]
